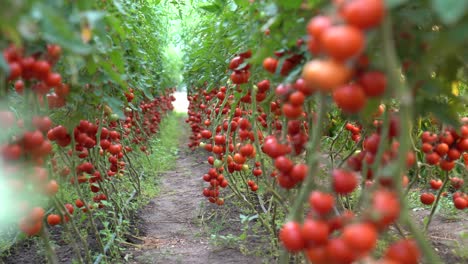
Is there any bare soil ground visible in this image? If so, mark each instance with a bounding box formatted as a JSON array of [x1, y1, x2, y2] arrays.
[[411, 209, 468, 263], [123, 134, 262, 264]]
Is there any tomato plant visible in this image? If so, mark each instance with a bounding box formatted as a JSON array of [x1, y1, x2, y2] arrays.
[[182, 0, 467, 263], [1, 0, 467, 263]]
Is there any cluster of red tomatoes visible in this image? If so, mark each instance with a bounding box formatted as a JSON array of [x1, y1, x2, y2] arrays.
[[229, 50, 252, 85], [185, 0, 466, 262], [345, 115, 416, 186], [420, 120, 468, 170], [418, 119, 468, 209], [3, 44, 69, 107], [1, 44, 175, 235], [344, 122, 362, 143], [301, 0, 386, 114], [262, 48, 304, 77], [280, 187, 420, 263], [187, 86, 266, 205]]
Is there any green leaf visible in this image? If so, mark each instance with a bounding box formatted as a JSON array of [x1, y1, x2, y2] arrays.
[[100, 60, 125, 86], [385, 0, 408, 9], [106, 96, 125, 119], [234, 0, 249, 8], [416, 98, 461, 128], [199, 4, 221, 13], [105, 16, 126, 38], [277, 0, 302, 9], [109, 49, 125, 73], [36, 4, 92, 55], [432, 0, 468, 25], [142, 85, 155, 100]]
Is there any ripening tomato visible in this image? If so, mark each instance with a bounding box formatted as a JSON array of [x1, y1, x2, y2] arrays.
[[421, 143, 433, 153], [14, 79, 24, 93], [435, 143, 449, 156], [274, 156, 294, 173], [75, 199, 84, 208], [302, 59, 351, 92], [439, 159, 455, 171], [289, 91, 306, 106], [333, 84, 367, 113], [341, 0, 385, 29], [229, 56, 244, 70], [65, 203, 74, 214], [47, 214, 61, 226], [420, 193, 435, 205], [309, 191, 335, 215], [282, 103, 303, 119], [23, 130, 45, 150], [305, 246, 330, 264], [233, 153, 246, 164], [320, 25, 365, 61], [45, 72, 62, 88], [263, 57, 278, 73], [343, 223, 378, 253], [450, 177, 464, 189], [447, 148, 461, 161], [19, 218, 42, 236], [425, 152, 440, 165], [358, 71, 387, 97], [384, 239, 420, 264], [301, 219, 329, 245], [454, 197, 467, 210], [306, 15, 332, 38], [326, 238, 357, 263], [45, 180, 59, 196], [429, 179, 443, 190], [332, 169, 358, 195], [290, 164, 308, 182], [372, 189, 400, 229], [239, 144, 254, 157], [279, 221, 305, 252]]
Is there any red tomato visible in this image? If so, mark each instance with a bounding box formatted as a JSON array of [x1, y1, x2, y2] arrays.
[[263, 57, 278, 73], [341, 0, 385, 29], [289, 91, 306, 106], [301, 219, 329, 245], [274, 156, 294, 173], [326, 238, 357, 263], [429, 179, 443, 190], [309, 191, 335, 215], [333, 84, 367, 113], [372, 189, 400, 229], [384, 239, 420, 264], [321, 25, 365, 61], [306, 15, 332, 38], [47, 214, 61, 226], [302, 59, 351, 92], [332, 169, 358, 195], [279, 222, 305, 252], [343, 223, 378, 253], [358, 71, 387, 97], [290, 164, 308, 182]]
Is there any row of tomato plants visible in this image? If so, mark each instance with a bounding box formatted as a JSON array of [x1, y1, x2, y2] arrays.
[[185, 0, 467, 263], [1, 42, 176, 263], [0, 0, 177, 263]]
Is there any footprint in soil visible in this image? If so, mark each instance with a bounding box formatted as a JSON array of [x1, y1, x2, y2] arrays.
[[125, 132, 263, 264]]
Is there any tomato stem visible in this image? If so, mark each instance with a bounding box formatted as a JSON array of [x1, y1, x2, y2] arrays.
[[381, 14, 443, 264], [40, 225, 59, 264], [279, 93, 327, 264], [424, 171, 450, 232]]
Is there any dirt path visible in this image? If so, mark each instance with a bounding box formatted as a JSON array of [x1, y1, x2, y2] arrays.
[[126, 133, 260, 264]]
